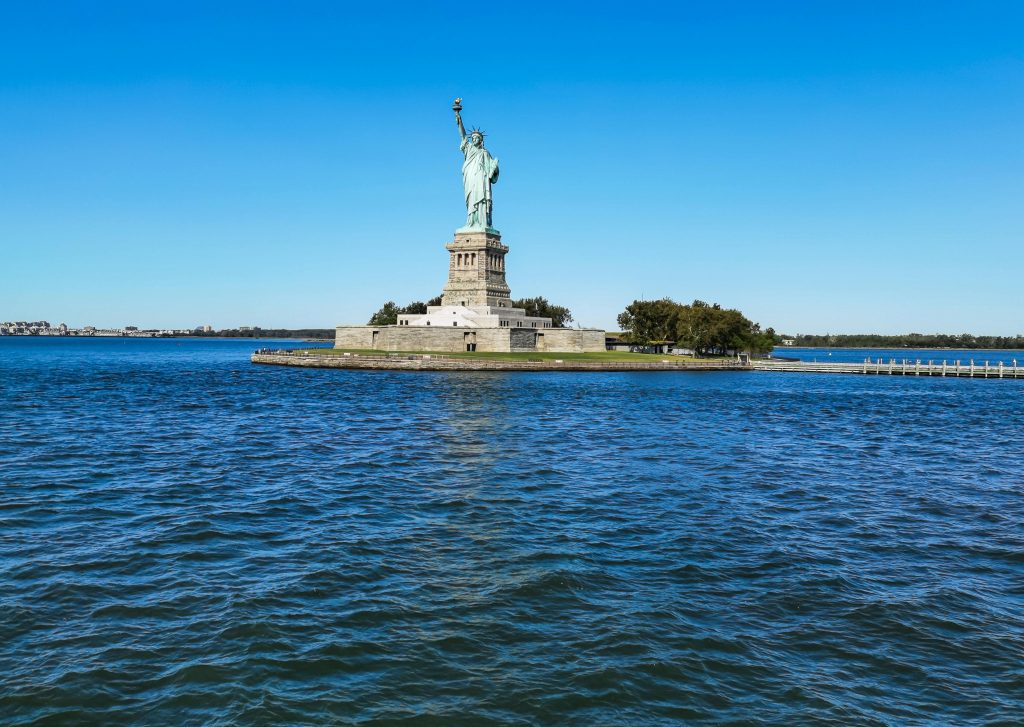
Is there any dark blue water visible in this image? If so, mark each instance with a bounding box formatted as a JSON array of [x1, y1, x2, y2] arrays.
[[3, 337, 1023, 725]]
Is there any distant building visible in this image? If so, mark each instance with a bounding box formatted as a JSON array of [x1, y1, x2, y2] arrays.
[[605, 334, 689, 355], [781, 339, 796, 346]]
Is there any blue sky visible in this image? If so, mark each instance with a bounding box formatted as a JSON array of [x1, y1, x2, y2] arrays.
[[1, 1, 1021, 333]]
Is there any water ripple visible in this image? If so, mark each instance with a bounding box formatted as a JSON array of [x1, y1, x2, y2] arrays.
[[1, 338, 1022, 724]]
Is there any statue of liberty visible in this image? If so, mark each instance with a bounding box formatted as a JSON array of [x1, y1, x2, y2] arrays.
[[453, 99, 498, 230]]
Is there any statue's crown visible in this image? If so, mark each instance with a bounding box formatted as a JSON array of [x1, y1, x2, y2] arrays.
[[470, 127, 485, 137]]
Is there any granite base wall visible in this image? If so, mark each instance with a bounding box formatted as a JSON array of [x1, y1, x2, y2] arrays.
[[537, 328, 606, 353], [335, 325, 511, 353], [335, 325, 605, 353], [399, 326, 514, 353], [510, 328, 536, 352], [334, 326, 377, 349]]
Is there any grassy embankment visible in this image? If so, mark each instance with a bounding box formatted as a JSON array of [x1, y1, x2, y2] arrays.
[[297, 348, 725, 363]]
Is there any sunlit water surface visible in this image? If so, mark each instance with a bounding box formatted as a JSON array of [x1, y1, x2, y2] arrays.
[[2, 337, 1022, 725]]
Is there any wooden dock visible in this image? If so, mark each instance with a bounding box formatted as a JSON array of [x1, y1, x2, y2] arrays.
[[753, 358, 1024, 379]]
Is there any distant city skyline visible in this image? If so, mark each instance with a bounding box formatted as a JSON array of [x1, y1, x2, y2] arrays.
[[0, 320, 210, 337], [2, 2, 1022, 333]]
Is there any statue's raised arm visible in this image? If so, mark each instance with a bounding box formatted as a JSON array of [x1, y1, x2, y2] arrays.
[[453, 97, 467, 141], [452, 98, 499, 231]]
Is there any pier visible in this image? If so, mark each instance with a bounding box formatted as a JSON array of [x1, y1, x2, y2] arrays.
[[754, 358, 1024, 379]]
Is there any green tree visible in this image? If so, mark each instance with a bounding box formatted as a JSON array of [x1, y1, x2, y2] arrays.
[[401, 301, 428, 315], [368, 301, 400, 326], [620, 297, 777, 356], [748, 326, 777, 354], [708, 306, 748, 353], [617, 298, 679, 345], [674, 300, 719, 355], [368, 296, 444, 325], [512, 296, 574, 327]]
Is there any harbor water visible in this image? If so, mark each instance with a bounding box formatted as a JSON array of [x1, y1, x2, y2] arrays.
[[2, 337, 1022, 724]]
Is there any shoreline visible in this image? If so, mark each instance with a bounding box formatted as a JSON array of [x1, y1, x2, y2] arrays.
[[253, 351, 1024, 379], [251, 352, 750, 373]]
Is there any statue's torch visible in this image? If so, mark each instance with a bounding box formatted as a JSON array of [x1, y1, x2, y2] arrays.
[[453, 97, 466, 138]]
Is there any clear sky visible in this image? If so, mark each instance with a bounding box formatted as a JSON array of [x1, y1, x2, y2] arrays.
[[1, 1, 1021, 334]]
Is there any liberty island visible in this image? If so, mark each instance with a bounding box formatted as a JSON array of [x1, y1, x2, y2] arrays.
[[333, 99, 606, 354]]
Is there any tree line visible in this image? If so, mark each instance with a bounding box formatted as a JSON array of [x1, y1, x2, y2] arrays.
[[617, 298, 776, 355], [783, 333, 1024, 349]]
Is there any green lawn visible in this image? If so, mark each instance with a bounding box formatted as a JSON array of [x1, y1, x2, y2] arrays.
[[297, 347, 725, 363]]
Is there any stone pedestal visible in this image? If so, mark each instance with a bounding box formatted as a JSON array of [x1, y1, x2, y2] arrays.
[[441, 229, 511, 308], [333, 224, 607, 355]]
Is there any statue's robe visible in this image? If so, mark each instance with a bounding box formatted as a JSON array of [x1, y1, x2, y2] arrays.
[[460, 138, 499, 215]]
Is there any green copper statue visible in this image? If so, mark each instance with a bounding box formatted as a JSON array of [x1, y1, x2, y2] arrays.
[[453, 98, 499, 230]]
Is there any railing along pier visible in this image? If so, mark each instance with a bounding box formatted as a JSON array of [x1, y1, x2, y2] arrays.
[[753, 357, 1024, 379]]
